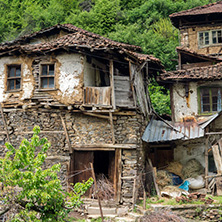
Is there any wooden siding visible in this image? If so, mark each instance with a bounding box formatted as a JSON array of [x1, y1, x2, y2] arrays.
[[114, 76, 134, 108], [84, 86, 111, 106]]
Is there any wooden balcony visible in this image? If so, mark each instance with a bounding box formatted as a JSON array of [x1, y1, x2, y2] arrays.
[[83, 86, 111, 106]]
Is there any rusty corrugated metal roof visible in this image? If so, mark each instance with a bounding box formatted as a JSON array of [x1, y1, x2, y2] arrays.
[[142, 118, 205, 143]]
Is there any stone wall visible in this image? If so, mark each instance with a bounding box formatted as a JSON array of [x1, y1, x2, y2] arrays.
[[0, 109, 146, 205]]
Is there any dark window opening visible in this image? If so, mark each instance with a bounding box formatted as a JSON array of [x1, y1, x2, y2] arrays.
[[7, 65, 21, 91], [200, 87, 222, 113], [40, 64, 55, 89]]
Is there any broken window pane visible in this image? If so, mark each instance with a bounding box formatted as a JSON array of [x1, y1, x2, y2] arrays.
[[42, 65, 47, 75], [212, 31, 217, 44], [48, 77, 54, 88], [41, 78, 48, 88], [49, 64, 54, 75], [9, 67, 15, 77], [8, 80, 14, 90], [199, 33, 204, 46], [205, 32, 209, 45]]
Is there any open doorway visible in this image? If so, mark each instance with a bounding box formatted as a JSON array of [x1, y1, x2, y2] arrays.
[[70, 150, 117, 199]]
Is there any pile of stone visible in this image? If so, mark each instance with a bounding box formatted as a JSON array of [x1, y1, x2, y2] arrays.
[[175, 192, 214, 204]]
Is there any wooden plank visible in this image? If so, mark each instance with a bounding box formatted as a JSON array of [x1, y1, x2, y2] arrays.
[[216, 177, 222, 196], [83, 112, 117, 120], [205, 135, 209, 190], [14, 131, 64, 134], [212, 144, 222, 174], [73, 147, 115, 151], [148, 158, 160, 197], [117, 149, 122, 202], [110, 60, 116, 110], [72, 144, 137, 149], [0, 103, 10, 143], [129, 62, 136, 107], [60, 114, 72, 154], [218, 138, 222, 155]]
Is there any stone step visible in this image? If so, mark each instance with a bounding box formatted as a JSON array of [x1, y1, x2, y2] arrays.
[[88, 214, 116, 219], [87, 207, 117, 215]]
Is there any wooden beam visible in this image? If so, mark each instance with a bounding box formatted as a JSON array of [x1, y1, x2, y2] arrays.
[[73, 147, 115, 151], [129, 61, 137, 107], [113, 111, 136, 116], [109, 111, 115, 144], [206, 132, 222, 135], [83, 112, 117, 120], [212, 144, 222, 174], [0, 103, 10, 143], [60, 114, 72, 154], [72, 143, 137, 149], [205, 136, 209, 189], [14, 131, 64, 134], [109, 59, 116, 110]]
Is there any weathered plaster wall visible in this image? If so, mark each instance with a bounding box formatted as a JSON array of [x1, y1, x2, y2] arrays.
[[0, 53, 85, 106], [180, 25, 222, 55], [171, 82, 198, 122], [174, 138, 205, 168], [56, 53, 84, 104]]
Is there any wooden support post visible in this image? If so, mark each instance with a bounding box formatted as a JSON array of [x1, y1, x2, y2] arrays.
[[205, 136, 209, 189], [148, 158, 160, 197], [109, 59, 116, 110], [0, 103, 10, 144], [59, 114, 72, 154], [143, 189, 146, 210], [90, 162, 104, 222], [109, 112, 115, 144]]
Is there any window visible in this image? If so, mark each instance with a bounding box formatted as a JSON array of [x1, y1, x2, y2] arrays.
[[199, 32, 209, 46], [199, 87, 222, 113], [199, 30, 222, 47], [7, 65, 21, 91], [40, 64, 55, 89]]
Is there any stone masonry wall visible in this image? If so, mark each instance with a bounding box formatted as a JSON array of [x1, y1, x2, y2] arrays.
[[0, 109, 145, 205]]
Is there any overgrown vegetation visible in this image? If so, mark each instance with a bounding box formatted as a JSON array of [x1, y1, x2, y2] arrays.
[[0, 126, 93, 221], [0, 0, 218, 115]]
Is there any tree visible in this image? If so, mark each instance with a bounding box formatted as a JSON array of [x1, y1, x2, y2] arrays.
[[0, 126, 93, 221]]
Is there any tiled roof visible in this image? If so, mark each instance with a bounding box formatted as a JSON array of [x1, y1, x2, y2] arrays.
[[170, 1, 222, 18], [160, 62, 222, 81], [0, 24, 163, 66], [177, 46, 222, 61], [1, 24, 141, 51]]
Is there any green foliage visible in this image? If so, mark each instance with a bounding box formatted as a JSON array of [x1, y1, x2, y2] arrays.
[[0, 126, 93, 221], [148, 82, 171, 115]]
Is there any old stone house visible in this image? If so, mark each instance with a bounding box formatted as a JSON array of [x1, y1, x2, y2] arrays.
[[0, 24, 163, 204], [143, 1, 222, 190]]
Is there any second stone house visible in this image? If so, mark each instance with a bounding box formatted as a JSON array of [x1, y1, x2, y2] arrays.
[[143, 1, 222, 192]]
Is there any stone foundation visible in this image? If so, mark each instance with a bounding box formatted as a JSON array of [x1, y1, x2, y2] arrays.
[[0, 109, 146, 205]]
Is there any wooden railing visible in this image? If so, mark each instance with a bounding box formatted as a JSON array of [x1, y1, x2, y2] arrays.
[[83, 86, 111, 106]]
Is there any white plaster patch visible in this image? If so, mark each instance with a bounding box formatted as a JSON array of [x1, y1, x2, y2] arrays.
[[21, 63, 34, 100], [0, 57, 20, 102], [57, 54, 83, 98]]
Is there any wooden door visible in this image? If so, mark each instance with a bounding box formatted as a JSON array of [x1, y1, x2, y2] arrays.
[[71, 151, 93, 184]]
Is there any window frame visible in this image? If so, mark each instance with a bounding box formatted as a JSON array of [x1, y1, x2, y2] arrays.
[[198, 29, 222, 48], [198, 87, 222, 114], [6, 64, 22, 92], [39, 63, 56, 90]]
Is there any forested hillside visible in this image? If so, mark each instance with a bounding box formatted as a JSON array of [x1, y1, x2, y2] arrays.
[[0, 0, 218, 114]]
